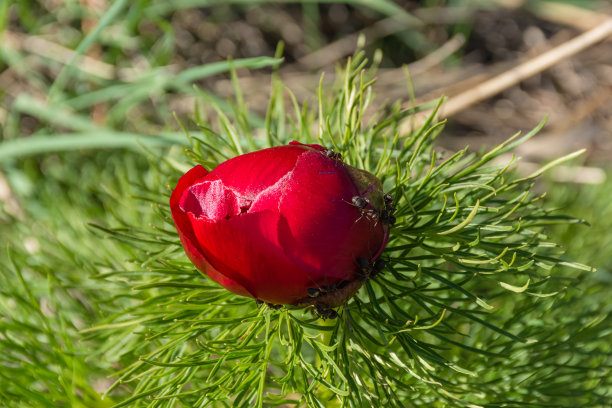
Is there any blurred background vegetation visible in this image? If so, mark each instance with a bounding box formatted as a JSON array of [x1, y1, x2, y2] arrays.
[[1, 0, 611, 406]]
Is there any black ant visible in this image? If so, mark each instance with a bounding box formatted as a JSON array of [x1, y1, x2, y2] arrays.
[[384, 194, 394, 207], [307, 284, 336, 298], [352, 196, 369, 210], [380, 193, 397, 226], [380, 209, 396, 226], [308, 290, 339, 319], [372, 259, 386, 278], [356, 257, 371, 281], [356, 257, 386, 281], [350, 195, 381, 225], [255, 299, 283, 310], [266, 303, 283, 310], [306, 287, 339, 319], [307, 287, 321, 298], [315, 305, 338, 319], [323, 149, 342, 161]]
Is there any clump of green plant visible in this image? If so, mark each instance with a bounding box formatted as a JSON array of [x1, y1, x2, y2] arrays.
[[2, 54, 608, 407], [87, 55, 602, 406]]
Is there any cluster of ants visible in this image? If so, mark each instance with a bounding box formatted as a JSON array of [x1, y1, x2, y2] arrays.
[[308, 256, 386, 319], [351, 193, 396, 227], [322, 149, 396, 225], [259, 256, 388, 319], [306, 257, 386, 298], [321, 147, 397, 227], [258, 148, 397, 319]]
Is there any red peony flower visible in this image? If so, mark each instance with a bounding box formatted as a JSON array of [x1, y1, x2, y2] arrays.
[[170, 142, 392, 308]]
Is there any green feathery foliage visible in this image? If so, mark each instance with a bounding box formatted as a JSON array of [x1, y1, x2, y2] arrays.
[[2, 54, 610, 407], [11, 54, 601, 407]]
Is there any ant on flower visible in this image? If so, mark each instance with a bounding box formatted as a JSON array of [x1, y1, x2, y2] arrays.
[[349, 194, 397, 226], [356, 257, 386, 281], [302, 256, 387, 319], [380, 193, 397, 226], [323, 148, 342, 162]]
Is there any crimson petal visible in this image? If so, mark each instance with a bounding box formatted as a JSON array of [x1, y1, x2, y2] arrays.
[[277, 151, 387, 280], [210, 145, 306, 199], [170, 165, 251, 297], [189, 209, 329, 305]]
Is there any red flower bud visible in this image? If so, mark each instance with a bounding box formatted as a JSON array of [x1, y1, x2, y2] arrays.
[[170, 142, 390, 306]]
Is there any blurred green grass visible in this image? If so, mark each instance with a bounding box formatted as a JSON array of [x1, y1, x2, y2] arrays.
[[546, 172, 612, 280]]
